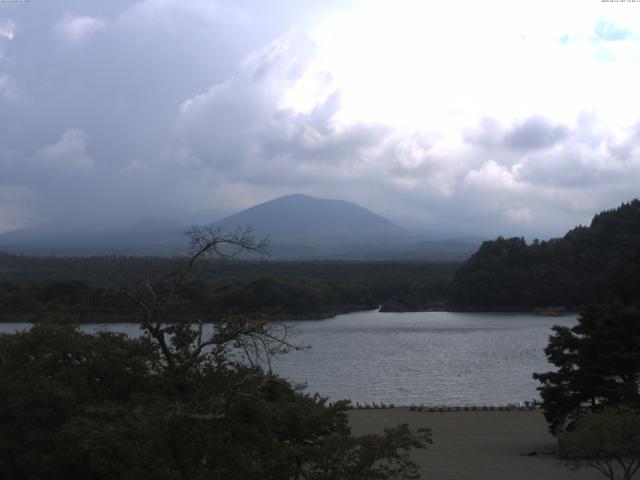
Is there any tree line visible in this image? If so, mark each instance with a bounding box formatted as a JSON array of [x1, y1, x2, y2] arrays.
[[449, 200, 640, 308], [0, 255, 457, 321]]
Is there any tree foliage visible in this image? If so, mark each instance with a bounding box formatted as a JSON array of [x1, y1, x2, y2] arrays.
[[449, 199, 640, 308], [0, 254, 457, 321], [561, 407, 640, 480], [0, 225, 431, 480], [534, 303, 640, 435]]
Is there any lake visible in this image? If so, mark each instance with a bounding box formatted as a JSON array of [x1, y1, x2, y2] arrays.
[[0, 310, 576, 406]]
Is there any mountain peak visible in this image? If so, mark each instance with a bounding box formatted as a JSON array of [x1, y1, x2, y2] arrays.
[[278, 193, 314, 200], [215, 194, 402, 245]]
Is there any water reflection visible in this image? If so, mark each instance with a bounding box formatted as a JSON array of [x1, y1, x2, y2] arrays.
[[0, 310, 576, 406]]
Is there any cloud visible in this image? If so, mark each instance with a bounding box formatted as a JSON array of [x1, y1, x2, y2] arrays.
[[175, 32, 386, 186], [53, 15, 106, 42], [464, 160, 521, 192], [463, 118, 504, 149], [594, 21, 634, 42], [119, 0, 245, 28], [506, 207, 534, 225], [464, 116, 570, 152], [504, 116, 571, 151], [0, 20, 14, 63], [0, 74, 18, 102], [162, 24, 640, 236], [3, 0, 640, 237], [37, 129, 94, 171], [0, 20, 15, 40], [120, 158, 151, 175], [0, 185, 33, 234]]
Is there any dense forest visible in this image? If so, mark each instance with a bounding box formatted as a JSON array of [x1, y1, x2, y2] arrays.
[[0, 254, 458, 322], [449, 200, 640, 309]]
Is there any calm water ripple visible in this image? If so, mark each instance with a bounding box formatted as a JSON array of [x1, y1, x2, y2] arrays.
[[0, 310, 576, 406], [270, 310, 577, 406]]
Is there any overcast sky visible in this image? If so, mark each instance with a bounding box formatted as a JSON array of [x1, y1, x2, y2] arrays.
[[1, 0, 640, 238]]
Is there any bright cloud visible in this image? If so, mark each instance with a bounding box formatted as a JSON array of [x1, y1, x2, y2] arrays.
[[309, 0, 640, 129], [53, 15, 106, 42], [0, 20, 14, 40], [38, 129, 94, 171]]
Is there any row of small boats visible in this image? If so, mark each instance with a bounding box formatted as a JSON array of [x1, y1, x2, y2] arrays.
[[349, 400, 539, 411]]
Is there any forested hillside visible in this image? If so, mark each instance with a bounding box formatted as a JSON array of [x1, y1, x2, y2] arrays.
[[0, 255, 457, 321], [448, 200, 640, 308]]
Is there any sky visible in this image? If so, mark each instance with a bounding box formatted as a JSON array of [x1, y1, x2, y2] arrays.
[[1, 0, 640, 238]]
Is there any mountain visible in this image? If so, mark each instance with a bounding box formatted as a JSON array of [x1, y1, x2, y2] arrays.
[[0, 194, 479, 259], [215, 193, 403, 244], [448, 199, 640, 308], [213, 194, 478, 258], [0, 220, 187, 256]]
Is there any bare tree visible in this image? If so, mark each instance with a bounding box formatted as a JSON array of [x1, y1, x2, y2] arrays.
[[117, 225, 299, 374]]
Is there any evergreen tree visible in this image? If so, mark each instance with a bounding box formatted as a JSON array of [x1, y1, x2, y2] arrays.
[[534, 303, 640, 434]]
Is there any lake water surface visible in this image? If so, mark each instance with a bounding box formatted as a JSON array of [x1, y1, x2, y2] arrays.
[[0, 310, 576, 406]]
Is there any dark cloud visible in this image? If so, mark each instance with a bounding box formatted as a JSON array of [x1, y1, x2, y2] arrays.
[[504, 116, 570, 151], [512, 115, 640, 191], [463, 117, 503, 148], [518, 153, 610, 188]]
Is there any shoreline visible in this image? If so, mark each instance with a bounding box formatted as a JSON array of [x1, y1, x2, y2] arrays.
[[0, 308, 372, 324], [0, 306, 578, 324], [381, 305, 578, 314]]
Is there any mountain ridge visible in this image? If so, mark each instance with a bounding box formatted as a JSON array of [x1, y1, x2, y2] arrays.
[[0, 193, 478, 259]]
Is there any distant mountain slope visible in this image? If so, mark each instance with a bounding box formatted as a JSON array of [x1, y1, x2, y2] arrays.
[[0, 194, 479, 259], [0, 220, 187, 255], [215, 193, 403, 245], [449, 199, 640, 308]]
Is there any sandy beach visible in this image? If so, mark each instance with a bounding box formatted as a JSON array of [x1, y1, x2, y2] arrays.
[[349, 409, 602, 480]]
